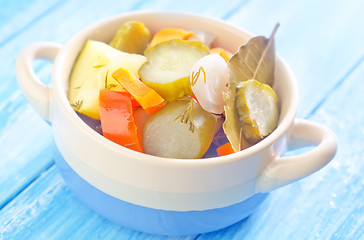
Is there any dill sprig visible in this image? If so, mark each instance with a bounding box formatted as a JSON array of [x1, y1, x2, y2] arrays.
[[190, 66, 206, 86], [104, 70, 118, 90], [175, 98, 196, 133], [104, 70, 109, 89], [71, 100, 83, 111], [106, 84, 118, 90]]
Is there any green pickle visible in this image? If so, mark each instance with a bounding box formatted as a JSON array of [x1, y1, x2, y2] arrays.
[[139, 39, 210, 101], [109, 21, 152, 54], [235, 79, 279, 143], [142, 99, 217, 159]]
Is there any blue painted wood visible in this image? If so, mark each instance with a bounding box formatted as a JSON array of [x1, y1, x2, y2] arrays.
[[1, 0, 363, 239], [0, 166, 197, 240]]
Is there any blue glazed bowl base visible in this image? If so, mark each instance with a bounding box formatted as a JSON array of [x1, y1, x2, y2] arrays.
[[53, 143, 268, 235]]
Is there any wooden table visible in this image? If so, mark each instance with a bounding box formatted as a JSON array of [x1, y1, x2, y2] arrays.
[[1, 0, 363, 239]]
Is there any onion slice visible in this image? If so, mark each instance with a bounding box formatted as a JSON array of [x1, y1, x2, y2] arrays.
[[190, 54, 229, 114]]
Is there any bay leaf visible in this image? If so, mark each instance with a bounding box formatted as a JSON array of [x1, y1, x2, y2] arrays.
[[223, 24, 279, 152], [228, 23, 278, 86]]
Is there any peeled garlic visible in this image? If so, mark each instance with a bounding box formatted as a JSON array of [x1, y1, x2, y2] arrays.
[[190, 54, 229, 114]]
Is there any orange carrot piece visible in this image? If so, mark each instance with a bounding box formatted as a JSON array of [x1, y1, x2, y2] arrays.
[[210, 48, 233, 62], [112, 68, 165, 114], [216, 142, 235, 156], [149, 28, 194, 47], [99, 89, 144, 153], [113, 87, 140, 108]]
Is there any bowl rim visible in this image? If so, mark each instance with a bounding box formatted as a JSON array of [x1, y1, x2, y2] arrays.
[[52, 10, 299, 168]]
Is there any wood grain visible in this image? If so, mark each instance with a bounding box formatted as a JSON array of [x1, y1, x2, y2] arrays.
[[0, 166, 198, 240]]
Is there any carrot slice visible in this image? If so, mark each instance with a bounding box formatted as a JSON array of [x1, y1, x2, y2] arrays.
[[216, 142, 235, 156], [149, 28, 194, 47], [210, 48, 233, 62], [112, 86, 140, 108], [99, 89, 144, 153], [112, 68, 165, 114]]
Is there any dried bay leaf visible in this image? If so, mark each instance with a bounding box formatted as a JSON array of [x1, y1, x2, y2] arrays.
[[223, 24, 279, 152], [228, 23, 279, 87]]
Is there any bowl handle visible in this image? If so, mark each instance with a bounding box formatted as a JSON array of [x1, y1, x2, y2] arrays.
[[256, 119, 337, 192], [16, 42, 62, 123]]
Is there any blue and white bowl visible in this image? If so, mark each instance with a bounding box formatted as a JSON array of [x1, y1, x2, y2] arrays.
[[16, 11, 337, 235]]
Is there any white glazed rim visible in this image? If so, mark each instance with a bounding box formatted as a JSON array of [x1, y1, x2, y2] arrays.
[[53, 10, 298, 168]]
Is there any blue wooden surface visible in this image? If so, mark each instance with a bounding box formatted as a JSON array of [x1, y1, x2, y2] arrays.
[[1, 0, 363, 239]]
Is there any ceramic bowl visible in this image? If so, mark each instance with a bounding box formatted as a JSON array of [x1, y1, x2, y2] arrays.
[[16, 11, 337, 235]]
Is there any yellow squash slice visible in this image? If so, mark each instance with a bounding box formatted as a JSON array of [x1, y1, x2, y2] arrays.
[[68, 40, 146, 119]]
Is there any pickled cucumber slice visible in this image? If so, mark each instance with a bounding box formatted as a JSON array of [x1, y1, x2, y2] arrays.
[[143, 99, 216, 159], [139, 39, 210, 101], [109, 21, 152, 54], [68, 40, 146, 119], [235, 79, 279, 143]]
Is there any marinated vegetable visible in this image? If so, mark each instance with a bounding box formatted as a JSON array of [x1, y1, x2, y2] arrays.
[[216, 142, 235, 157], [149, 28, 194, 48], [68, 21, 281, 158], [99, 89, 144, 152], [139, 39, 210, 101], [235, 79, 279, 143], [143, 98, 216, 159], [68, 40, 146, 119], [109, 21, 152, 54], [112, 67, 165, 114], [190, 54, 229, 114]]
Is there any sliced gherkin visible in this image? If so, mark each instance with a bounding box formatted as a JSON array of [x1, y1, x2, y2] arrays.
[[235, 79, 280, 143], [142, 99, 216, 159], [139, 39, 210, 101]]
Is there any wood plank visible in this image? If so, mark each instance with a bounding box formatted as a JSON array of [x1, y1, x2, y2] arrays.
[[136, 0, 251, 19], [0, 166, 197, 240], [0, 0, 64, 46], [196, 60, 364, 239], [227, 0, 364, 118]]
